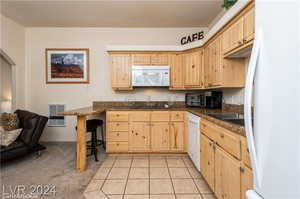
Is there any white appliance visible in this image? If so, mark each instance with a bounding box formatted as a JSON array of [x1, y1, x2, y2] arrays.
[[188, 113, 201, 171], [245, 1, 299, 199], [132, 66, 170, 87]]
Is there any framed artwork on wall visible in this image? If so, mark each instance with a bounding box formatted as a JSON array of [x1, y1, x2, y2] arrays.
[[45, 48, 89, 84]]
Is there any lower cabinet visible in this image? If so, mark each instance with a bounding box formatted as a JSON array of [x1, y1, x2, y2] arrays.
[[200, 134, 215, 191], [169, 122, 185, 151], [106, 111, 186, 153], [215, 146, 241, 199], [241, 165, 253, 199], [129, 122, 150, 152], [151, 122, 170, 152]]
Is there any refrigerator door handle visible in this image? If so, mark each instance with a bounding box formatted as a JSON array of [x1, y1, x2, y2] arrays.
[[244, 29, 263, 188]]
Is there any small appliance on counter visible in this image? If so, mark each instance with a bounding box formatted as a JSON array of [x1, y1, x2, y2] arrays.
[[185, 91, 222, 109]]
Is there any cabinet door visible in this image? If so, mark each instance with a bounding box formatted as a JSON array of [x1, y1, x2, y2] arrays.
[[241, 166, 253, 199], [200, 134, 215, 191], [184, 50, 203, 87], [129, 122, 150, 152], [169, 54, 184, 89], [215, 146, 241, 199], [170, 122, 185, 152], [132, 54, 152, 65], [151, 122, 170, 151], [222, 27, 232, 54], [110, 54, 132, 89], [151, 54, 169, 65], [243, 7, 255, 43], [231, 17, 244, 50]]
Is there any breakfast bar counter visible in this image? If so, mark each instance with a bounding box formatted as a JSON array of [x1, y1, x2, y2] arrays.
[[60, 102, 245, 172]]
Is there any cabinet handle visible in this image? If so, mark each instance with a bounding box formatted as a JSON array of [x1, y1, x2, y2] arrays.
[[116, 143, 119, 146], [220, 133, 224, 138], [136, 133, 138, 136], [240, 167, 245, 173], [208, 161, 210, 165], [192, 65, 195, 68], [116, 123, 120, 126], [247, 148, 249, 153], [117, 133, 120, 136], [142, 136, 146, 139], [116, 114, 120, 117], [132, 130, 134, 134], [165, 129, 168, 132]]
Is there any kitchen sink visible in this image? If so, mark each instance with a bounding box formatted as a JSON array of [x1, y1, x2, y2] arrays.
[[207, 113, 244, 120], [223, 119, 245, 126]]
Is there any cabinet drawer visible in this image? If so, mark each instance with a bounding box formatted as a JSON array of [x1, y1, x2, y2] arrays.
[[215, 128, 241, 160], [201, 119, 218, 141], [242, 137, 252, 168], [107, 142, 128, 152], [130, 111, 151, 121], [107, 131, 128, 142], [107, 112, 129, 122], [170, 111, 185, 121], [108, 122, 129, 131], [151, 111, 170, 122]]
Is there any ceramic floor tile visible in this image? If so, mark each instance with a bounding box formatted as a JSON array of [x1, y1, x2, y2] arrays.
[[107, 168, 130, 179], [100, 157, 116, 168], [84, 180, 104, 193], [124, 195, 149, 199], [125, 179, 149, 194], [176, 194, 203, 199], [150, 194, 176, 199], [150, 159, 167, 168], [169, 168, 191, 179], [102, 179, 127, 195], [150, 168, 170, 179], [94, 167, 111, 179], [187, 167, 202, 179], [107, 195, 123, 199], [183, 157, 195, 168], [150, 179, 174, 194], [114, 159, 132, 168], [201, 194, 217, 199], [129, 168, 149, 179], [132, 158, 149, 168], [167, 158, 186, 168], [194, 179, 212, 194], [83, 190, 107, 199], [172, 179, 199, 194]]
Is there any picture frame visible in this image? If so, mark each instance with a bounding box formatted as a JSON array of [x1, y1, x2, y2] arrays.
[[45, 48, 89, 84]]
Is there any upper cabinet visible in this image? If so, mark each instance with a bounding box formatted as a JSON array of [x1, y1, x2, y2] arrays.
[[183, 49, 204, 88], [132, 53, 169, 65], [110, 54, 132, 90], [169, 54, 184, 90], [222, 5, 255, 57]]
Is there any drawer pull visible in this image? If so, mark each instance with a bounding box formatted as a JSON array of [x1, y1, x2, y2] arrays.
[[116, 143, 119, 146], [117, 133, 120, 136], [135, 133, 138, 136], [240, 167, 245, 173], [142, 136, 146, 139], [176, 114, 179, 117], [116, 123, 120, 126], [116, 114, 120, 117], [220, 134, 224, 138], [247, 148, 249, 153]]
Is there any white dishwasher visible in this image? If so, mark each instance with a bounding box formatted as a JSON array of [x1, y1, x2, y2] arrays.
[[188, 113, 201, 171]]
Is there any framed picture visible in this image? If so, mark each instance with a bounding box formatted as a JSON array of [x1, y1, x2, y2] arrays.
[[45, 48, 89, 84]]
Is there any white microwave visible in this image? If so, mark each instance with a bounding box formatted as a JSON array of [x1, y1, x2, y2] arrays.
[[132, 66, 170, 87]]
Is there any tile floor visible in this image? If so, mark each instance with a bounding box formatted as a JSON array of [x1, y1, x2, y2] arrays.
[[83, 154, 216, 199]]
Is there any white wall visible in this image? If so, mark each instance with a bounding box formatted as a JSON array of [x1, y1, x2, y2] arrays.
[[25, 27, 204, 141], [0, 14, 26, 110]]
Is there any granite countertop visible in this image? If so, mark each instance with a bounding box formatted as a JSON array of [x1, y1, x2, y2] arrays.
[[59, 102, 245, 137]]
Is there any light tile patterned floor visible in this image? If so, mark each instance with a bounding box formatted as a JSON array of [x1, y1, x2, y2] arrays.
[[83, 154, 217, 199]]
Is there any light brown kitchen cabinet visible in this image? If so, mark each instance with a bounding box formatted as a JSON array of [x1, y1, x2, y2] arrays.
[[169, 122, 185, 152], [200, 134, 215, 191], [215, 146, 241, 199], [129, 122, 150, 152], [150, 54, 169, 65], [110, 54, 132, 90], [151, 122, 170, 151], [241, 165, 253, 199], [132, 53, 169, 65], [243, 7, 255, 44], [169, 54, 184, 90], [132, 54, 152, 65], [184, 49, 204, 88]]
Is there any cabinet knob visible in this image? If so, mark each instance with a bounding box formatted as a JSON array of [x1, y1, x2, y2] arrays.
[[116, 143, 119, 146], [136, 133, 138, 136], [116, 123, 120, 126], [142, 136, 146, 139], [240, 167, 245, 173], [192, 65, 195, 68], [116, 114, 119, 117], [117, 133, 120, 136]]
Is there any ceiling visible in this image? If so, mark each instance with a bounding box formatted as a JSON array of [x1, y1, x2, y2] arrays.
[[1, 0, 223, 27]]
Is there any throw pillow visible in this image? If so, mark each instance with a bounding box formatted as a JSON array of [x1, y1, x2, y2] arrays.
[[0, 113, 20, 131], [0, 126, 22, 147]]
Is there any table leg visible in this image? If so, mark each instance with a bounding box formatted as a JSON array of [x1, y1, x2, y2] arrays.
[[76, 115, 87, 172]]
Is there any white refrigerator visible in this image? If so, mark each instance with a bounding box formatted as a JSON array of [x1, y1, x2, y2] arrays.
[[244, 0, 300, 199]]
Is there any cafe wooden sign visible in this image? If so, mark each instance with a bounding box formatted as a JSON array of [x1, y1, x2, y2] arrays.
[[181, 31, 204, 45]]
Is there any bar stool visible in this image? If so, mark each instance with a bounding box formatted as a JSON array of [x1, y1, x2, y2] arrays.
[[76, 119, 105, 161]]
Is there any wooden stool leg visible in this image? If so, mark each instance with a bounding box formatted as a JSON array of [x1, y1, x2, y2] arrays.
[[76, 116, 87, 172]]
